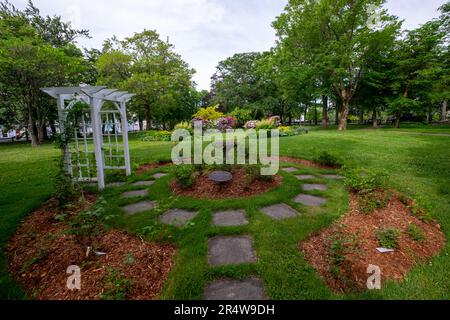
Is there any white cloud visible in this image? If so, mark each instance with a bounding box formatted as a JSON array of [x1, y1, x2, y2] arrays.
[[10, 0, 447, 90]]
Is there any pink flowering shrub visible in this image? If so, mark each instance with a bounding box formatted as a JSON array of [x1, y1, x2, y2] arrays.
[[216, 116, 237, 132]]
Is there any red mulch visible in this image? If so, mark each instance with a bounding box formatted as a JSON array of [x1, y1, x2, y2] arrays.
[[280, 156, 335, 169], [300, 193, 446, 293], [6, 196, 176, 300], [171, 167, 282, 199], [136, 162, 172, 175]]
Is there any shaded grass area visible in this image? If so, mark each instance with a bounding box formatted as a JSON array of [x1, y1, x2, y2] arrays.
[[1, 127, 449, 299]]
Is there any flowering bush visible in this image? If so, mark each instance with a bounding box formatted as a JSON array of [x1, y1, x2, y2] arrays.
[[192, 105, 224, 121], [244, 120, 258, 129], [216, 116, 237, 132], [268, 116, 281, 127]]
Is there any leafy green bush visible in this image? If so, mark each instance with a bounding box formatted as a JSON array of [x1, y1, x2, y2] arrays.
[[192, 105, 224, 121], [100, 267, 133, 300], [358, 191, 391, 214], [315, 151, 342, 168], [245, 164, 274, 182], [376, 228, 400, 249], [229, 108, 252, 127], [279, 126, 309, 137], [344, 168, 387, 194], [174, 165, 197, 189], [407, 223, 425, 241]]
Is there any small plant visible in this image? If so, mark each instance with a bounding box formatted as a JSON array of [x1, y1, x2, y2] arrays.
[[100, 268, 133, 300], [376, 228, 400, 249], [142, 130, 172, 142], [358, 191, 391, 214], [407, 223, 425, 242], [173, 165, 196, 189], [256, 119, 276, 130], [344, 168, 387, 194], [68, 198, 112, 240], [124, 252, 136, 266], [315, 151, 342, 168], [245, 164, 274, 182]]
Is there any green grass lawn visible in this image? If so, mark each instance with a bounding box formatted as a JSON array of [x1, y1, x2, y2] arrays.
[[1, 127, 449, 299]]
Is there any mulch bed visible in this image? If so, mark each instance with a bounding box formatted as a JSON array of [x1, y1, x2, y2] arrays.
[[6, 196, 176, 300], [300, 193, 446, 293], [136, 162, 172, 175], [171, 167, 282, 199], [280, 156, 335, 170]]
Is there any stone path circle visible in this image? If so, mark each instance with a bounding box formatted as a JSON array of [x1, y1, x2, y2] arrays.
[[212, 210, 248, 226], [302, 184, 328, 191], [121, 200, 157, 215], [208, 236, 256, 266], [260, 203, 300, 220], [282, 167, 298, 173], [204, 277, 267, 300], [131, 180, 155, 187], [293, 194, 327, 206], [120, 190, 149, 198], [295, 175, 315, 181], [159, 209, 199, 228]]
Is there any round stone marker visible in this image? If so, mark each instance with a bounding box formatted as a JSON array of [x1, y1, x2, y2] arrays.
[[212, 210, 248, 226], [260, 203, 300, 220], [121, 201, 157, 215], [209, 171, 232, 184], [159, 209, 199, 228], [204, 277, 268, 300], [120, 190, 149, 199], [293, 194, 327, 206], [302, 184, 328, 191], [208, 236, 256, 266]]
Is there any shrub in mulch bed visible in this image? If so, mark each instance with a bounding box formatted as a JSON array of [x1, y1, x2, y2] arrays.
[[279, 156, 336, 170], [6, 197, 176, 300], [300, 192, 445, 294], [136, 162, 172, 176]]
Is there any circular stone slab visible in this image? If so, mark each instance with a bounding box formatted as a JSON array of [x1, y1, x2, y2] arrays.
[[159, 209, 199, 228], [260, 203, 300, 220], [131, 180, 155, 187], [208, 236, 256, 266], [121, 201, 157, 215], [282, 167, 299, 173], [153, 173, 168, 179], [293, 194, 327, 206], [295, 175, 315, 181], [322, 174, 344, 180], [204, 277, 268, 300], [212, 210, 248, 226], [302, 184, 328, 191], [209, 171, 233, 183], [120, 190, 149, 198]]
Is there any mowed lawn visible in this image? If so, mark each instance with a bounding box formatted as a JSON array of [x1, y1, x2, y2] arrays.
[[1, 128, 449, 299]]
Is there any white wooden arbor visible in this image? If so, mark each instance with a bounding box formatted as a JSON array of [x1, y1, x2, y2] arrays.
[[41, 86, 135, 190]]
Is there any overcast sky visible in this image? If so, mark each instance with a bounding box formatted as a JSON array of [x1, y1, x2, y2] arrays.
[[11, 0, 447, 90]]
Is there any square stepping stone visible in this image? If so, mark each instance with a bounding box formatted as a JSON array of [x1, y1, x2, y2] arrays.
[[107, 182, 126, 188], [260, 203, 299, 220], [302, 184, 328, 191], [282, 167, 298, 173], [204, 277, 267, 300], [322, 174, 344, 180], [159, 209, 198, 228], [153, 173, 168, 179], [131, 180, 155, 187], [212, 210, 248, 227], [122, 201, 157, 215], [120, 190, 149, 198], [295, 175, 315, 181], [208, 236, 256, 266], [293, 194, 327, 206]]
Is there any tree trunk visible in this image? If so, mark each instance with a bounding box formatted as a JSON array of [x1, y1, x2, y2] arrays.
[[28, 113, 40, 147], [427, 107, 433, 124], [441, 100, 448, 122], [50, 120, 57, 136], [313, 105, 318, 126], [395, 113, 401, 128], [288, 114, 292, 126], [372, 108, 378, 128], [138, 118, 144, 131], [321, 96, 328, 128], [338, 92, 350, 131], [145, 104, 152, 131], [334, 101, 339, 126], [359, 109, 364, 125]]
